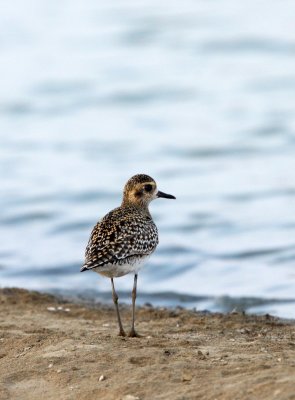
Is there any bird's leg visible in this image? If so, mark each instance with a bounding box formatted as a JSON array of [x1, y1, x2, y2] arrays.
[[111, 278, 126, 336], [128, 274, 139, 337]]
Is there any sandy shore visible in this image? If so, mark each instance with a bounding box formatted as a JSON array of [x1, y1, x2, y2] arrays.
[[0, 288, 295, 400]]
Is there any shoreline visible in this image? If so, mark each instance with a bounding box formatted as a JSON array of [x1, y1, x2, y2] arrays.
[[4, 284, 295, 320], [1, 287, 295, 400]]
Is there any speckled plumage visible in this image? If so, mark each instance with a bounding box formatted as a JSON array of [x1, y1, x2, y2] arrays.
[[80, 173, 175, 337], [81, 205, 158, 277]]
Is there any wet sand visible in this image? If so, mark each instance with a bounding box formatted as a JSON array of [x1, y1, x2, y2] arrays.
[[0, 288, 295, 400]]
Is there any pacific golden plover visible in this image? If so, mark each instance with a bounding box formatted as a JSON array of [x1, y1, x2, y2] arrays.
[[81, 174, 176, 337]]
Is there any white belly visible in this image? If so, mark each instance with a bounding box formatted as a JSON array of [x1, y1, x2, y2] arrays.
[[93, 256, 149, 278]]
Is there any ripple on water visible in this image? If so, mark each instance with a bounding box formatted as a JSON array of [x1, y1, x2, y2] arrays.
[[200, 38, 295, 55], [216, 244, 295, 261], [49, 221, 93, 235], [0, 211, 59, 226], [3, 263, 81, 278], [156, 245, 195, 256], [166, 145, 264, 160]]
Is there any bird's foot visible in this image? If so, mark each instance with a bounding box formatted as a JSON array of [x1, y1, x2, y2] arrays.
[[118, 329, 126, 337], [128, 329, 141, 338]]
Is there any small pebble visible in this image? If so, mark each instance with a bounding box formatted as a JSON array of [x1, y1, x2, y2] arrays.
[[99, 375, 105, 381], [48, 363, 53, 368], [57, 369, 62, 373], [57, 306, 63, 311], [238, 328, 250, 334], [47, 307, 56, 312], [197, 350, 206, 360], [102, 323, 110, 327], [65, 308, 71, 312], [277, 358, 282, 362], [182, 372, 192, 382], [69, 385, 79, 391], [122, 396, 140, 400]]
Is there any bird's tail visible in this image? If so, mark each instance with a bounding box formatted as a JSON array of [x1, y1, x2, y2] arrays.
[[80, 264, 89, 272]]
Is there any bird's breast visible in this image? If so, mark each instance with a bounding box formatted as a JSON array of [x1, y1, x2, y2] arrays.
[[93, 255, 149, 278]]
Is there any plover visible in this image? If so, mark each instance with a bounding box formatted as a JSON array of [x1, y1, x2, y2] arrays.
[[81, 174, 175, 337]]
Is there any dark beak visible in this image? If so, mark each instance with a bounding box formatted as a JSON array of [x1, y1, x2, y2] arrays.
[[157, 190, 176, 200]]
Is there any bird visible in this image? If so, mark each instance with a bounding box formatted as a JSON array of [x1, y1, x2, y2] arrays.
[[81, 174, 176, 337]]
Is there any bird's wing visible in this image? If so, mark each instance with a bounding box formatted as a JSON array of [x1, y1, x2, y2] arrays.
[[81, 211, 158, 271], [81, 234, 134, 271]]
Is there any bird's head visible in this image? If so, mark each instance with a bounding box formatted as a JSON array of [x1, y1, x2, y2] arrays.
[[122, 174, 176, 208]]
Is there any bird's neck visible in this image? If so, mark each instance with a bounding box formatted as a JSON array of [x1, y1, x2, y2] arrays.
[[121, 199, 152, 218]]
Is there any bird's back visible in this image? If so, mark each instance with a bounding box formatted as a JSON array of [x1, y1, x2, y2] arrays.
[[81, 205, 158, 272]]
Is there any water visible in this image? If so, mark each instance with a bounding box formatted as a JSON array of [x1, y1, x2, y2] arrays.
[[1, 0, 295, 318]]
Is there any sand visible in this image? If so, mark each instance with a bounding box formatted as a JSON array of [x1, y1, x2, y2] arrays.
[[0, 288, 295, 400]]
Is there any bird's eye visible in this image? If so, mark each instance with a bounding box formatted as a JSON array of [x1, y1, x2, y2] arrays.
[[144, 184, 153, 192]]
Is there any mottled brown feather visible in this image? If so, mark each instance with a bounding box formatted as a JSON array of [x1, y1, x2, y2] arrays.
[[81, 205, 158, 271]]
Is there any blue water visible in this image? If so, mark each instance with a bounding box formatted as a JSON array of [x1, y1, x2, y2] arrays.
[[1, 0, 295, 318]]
